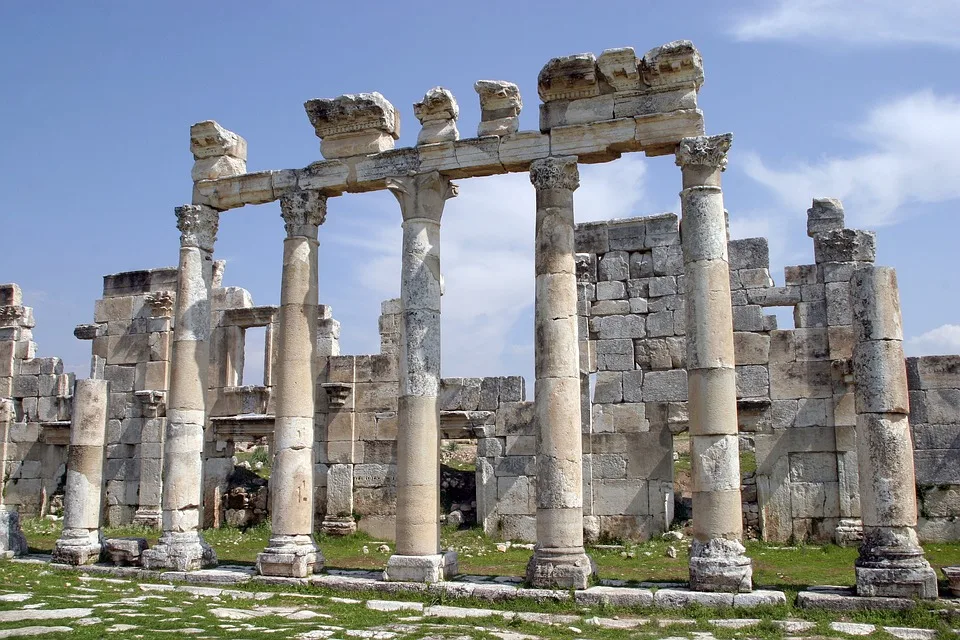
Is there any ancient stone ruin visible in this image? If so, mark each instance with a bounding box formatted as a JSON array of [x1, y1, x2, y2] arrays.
[[1, 40, 956, 601]]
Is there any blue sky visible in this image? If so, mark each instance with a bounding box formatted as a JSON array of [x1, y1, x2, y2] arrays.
[[2, 1, 959, 385]]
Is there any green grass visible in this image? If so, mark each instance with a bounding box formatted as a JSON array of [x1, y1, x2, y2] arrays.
[[234, 445, 271, 478]]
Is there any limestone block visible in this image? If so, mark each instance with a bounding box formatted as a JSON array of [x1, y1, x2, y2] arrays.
[[354, 382, 398, 413], [740, 268, 774, 289], [745, 286, 801, 307], [906, 356, 960, 390], [807, 198, 845, 238], [595, 339, 633, 371], [613, 88, 697, 119], [652, 246, 683, 276], [918, 485, 960, 517], [591, 300, 629, 317], [785, 264, 818, 286], [819, 262, 859, 285], [791, 482, 840, 518], [853, 340, 909, 414], [628, 252, 652, 279], [0, 284, 22, 307], [607, 223, 646, 252], [498, 131, 549, 170], [597, 47, 641, 92], [642, 370, 687, 402], [538, 52, 600, 104], [622, 370, 644, 403], [495, 401, 535, 436], [641, 40, 703, 91], [596, 252, 627, 283], [591, 402, 647, 433], [593, 371, 623, 404], [595, 280, 626, 301], [597, 315, 645, 340], [731, 305, 763, 332], [539, 94, 615, 131], [500, 515, 536, 542], [646, 310, 674, 338], [498, 476, 535, 514], [549, 117, 638, 162], [814, 229, 876, 264], [736, 365, 769, 398], [851, 266, 903, 342], [793, 328, 829, 361], [733, 332, 769, 365], [769, 361, 833, 399], [790, 452, 839, 483], [12, 375, 38, 398], [728, 238, 770, 270], [628, 298, 648, 315], [190, 120, 247, 160], [474, 80, 521, 137], [914, 449, 960, 485], [794, 301, 827, 328], [594, 479, 648, 516]]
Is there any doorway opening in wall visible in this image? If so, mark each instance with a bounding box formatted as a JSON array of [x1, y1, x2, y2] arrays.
[[241, 326, 267, 386], [672, 428, 693, 527], [439, 413, 479, 530]]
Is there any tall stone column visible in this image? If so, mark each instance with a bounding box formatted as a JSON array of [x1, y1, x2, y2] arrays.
[[256, 190, 326, 578], [384, 171, 458, 583], [676, 134, 752, 592], [142, 205, 219, 571], [53, 379, 109, 565], [526, 156, 595, 590], [851, 266, 937, 598]]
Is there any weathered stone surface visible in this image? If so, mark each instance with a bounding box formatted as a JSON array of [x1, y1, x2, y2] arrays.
[[807, 198, 844, 237], [474, 81, 521, 137]]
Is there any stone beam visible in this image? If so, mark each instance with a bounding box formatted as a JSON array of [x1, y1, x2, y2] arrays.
[[192, 109, 703, 211]]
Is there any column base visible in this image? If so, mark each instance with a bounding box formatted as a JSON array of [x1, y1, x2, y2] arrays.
[[321, 517, 357, 537], [256, 534, 323, 578], [526, 546, 595, 590], [689, 538, 753, 593], [856, 529, 937, 599], [141, 531, 217, 572], [384, 551, 458, 583], [0, 510, 27, 558], [132, 508, 162, 529], [52, 529, 102, 565]]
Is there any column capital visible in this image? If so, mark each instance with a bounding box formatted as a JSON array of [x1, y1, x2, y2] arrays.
[[675, 133, 733, 171], [529, 156, 579, 191], [386, 171, 457, 223], [175, 204, 219, 252], [280, 190, 327, 237]]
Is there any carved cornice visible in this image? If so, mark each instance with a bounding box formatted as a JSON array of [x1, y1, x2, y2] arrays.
[[0, 307, 24, 321], [145, 291, 175, 318], [386, 171, 458, 223], [280, 190, 327, 237], [175, 204, 219, 251], [675, 133, 733, 171], [529, 156, 580, 191]]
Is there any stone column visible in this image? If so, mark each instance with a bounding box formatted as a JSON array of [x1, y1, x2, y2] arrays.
[[384, 171, 458, 583], [256, 190, 326, 578], [676, 134, 752, 592], [851, 266, 937, 599], [142, 205, 218, 571], [52, 379, 109, 564], [526, 156, 595, 590]]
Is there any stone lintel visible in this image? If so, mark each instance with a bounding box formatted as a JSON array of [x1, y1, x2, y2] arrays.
[[191, 109, 704, 211]]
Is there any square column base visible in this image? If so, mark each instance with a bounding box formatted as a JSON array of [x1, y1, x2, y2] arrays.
[[856, 564, 938, 599], [52, 530, 102, 565], [321, 517, 357, 537], [526, 547, 596, 590], [689, 538, 753, 593], [141, 531, 217, 572], [256, 535, 323, 578], [384, 551, 458, 583]]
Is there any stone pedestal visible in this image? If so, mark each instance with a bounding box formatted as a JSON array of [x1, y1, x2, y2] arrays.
[[321, 462, 356, 536], [851, 266, 937, 599], [676, 135, 752, 593], [525, 156, 595, 590], [53, 379, 109, 565], [384, 172, 458, 583], [142, 205, 219, 572], [256, 190, 327, 578]]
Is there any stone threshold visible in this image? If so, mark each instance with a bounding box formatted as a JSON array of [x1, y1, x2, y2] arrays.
[[12, 555, 786, 609], [797, 586, 957, 612]]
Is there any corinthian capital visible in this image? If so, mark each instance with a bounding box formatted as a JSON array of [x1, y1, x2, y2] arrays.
[[175, 204, 219, 252], [675, 133, 733, 171], [280, 190, 327, 237], [529, 156, 580, 191], [386, 171, 458, 223]]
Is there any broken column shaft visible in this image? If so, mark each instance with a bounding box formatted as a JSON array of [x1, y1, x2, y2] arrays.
[[52, 379, 108, 565], [384, 171, 458, 583], [526, 156, 595, 590], [676, 134, 752, 592], [851, 266, 937, 599], [142, 205, 218, 572], [256, 191, 326, 578]]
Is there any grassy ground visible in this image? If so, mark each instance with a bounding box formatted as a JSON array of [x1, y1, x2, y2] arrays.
[[234, 445, 271, 479]]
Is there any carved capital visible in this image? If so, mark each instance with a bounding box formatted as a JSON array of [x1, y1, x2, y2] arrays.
[[675, 133, 733, 171], [175, 204, 219, 252], [386, 171, 458, 223], [145, 291, 175, 318], [530, 156, 580, 191], [280, 190, 327, 237]]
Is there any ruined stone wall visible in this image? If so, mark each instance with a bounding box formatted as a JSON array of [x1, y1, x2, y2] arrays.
[[0, 283, 73, 516], [908, 356, 960, 542]]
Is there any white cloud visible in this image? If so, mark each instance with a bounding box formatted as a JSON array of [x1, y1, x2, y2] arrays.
[[742, 91, 960, 227], [906, 324, 960, 356], [730, 0, 960, 48], [335, 157, 649, 379]]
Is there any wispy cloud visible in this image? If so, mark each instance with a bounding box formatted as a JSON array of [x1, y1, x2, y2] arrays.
[[741, 91, 960, 227], [730, 0, 960, 48], [906, 324, 960, 357], [337, 157, 649, 379]]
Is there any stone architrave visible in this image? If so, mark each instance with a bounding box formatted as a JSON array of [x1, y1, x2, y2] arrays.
[[0, 399, 27, 557], [526, 156, 596, 590], [383, 171, 459, 583], [52, 379, 109, 565], [256, 190, 327, 578], [141, 205, 219, 572], [676, 134, 752, 592], [851, 266, 937, 599]]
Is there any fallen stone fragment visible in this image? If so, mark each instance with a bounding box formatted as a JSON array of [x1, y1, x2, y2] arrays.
[[830, 621, 876, 636]]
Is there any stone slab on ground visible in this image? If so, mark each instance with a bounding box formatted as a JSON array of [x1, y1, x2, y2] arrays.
[[797, 585, 918, 611]]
